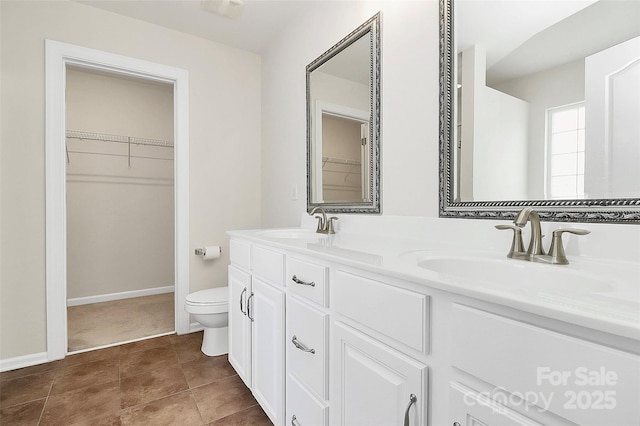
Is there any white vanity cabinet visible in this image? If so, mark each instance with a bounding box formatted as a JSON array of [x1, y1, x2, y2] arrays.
[[230, 239, 430, 426], [330, 268, 430, 426], [228, 231, 640, 426], [228, 238, 285, 426], [448, 303, 640, 426]]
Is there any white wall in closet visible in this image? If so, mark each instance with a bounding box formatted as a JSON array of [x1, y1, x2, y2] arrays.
[[65, 68, 175, 300]]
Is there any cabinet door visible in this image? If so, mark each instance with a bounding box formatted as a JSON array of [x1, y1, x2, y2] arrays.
[[228, 265, 252, 388], [330, 321, 428, 426], [252, 277, 285, 426]]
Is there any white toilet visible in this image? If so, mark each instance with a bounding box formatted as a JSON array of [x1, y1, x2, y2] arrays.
[[184, 287, 228, 356]]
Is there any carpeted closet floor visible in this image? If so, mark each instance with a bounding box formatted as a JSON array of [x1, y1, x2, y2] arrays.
[[67, 293, 175, 352]]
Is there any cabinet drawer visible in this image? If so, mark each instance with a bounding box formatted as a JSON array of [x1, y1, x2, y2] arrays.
[[252, 245, 284, 286], [332, 270, 429, 353], [451, 304, 640, 426], [286, 374, 328, 426], [287, 257, 328, 306], [287, 295, 328, 400], [229, 238, 250, 270], [450, 381, 543, 426]]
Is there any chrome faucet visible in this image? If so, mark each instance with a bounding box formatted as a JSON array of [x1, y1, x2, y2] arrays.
[[309, 206, 338, 234], [496, 207, 590, 265], [513, 207, 545, 255]]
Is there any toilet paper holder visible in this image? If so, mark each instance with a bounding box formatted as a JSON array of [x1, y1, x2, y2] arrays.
[[195, 247, 223, 256]]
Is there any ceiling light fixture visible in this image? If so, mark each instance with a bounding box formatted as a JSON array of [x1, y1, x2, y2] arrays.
[[201, 0, 244, 19]]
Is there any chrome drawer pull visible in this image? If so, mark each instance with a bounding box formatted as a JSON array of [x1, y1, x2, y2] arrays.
[[291, 275, 315, 287], [404, 394, 417, 426], [291, 414, 300, 426], [247, 293, 254, 322], [239, 287, 247, 315], [291, 335, 315, 354]]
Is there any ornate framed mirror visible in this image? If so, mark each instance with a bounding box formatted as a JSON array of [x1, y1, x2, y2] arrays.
[[440, 0, 640, 223], [307, 13, 381, 214]]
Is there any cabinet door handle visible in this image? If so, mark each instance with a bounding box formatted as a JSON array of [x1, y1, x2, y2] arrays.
[[291, 414, 300, 426], [291, 335, 315, 354], [404, 394, 417, 426], [239, 287, 247, 315], [247, 292, 254, 322], [291, 275, 315, 287]]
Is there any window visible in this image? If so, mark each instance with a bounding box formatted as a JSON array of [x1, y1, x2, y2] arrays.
[[546, 103, 585, 199]]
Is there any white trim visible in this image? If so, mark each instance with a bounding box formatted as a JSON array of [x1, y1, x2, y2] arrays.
[[67, 286, 175, 307], [67, 331, 176, 356], [189, 322, 205, 333], [45, 40, 190, 363], [0, 352, 49, 373]]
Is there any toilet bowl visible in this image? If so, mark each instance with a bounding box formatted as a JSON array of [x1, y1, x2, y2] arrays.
[[184, 287, 228, 356]]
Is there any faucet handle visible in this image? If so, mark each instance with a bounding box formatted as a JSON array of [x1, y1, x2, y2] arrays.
[[548, 228, 590, 265], [327, 217, 339, 234], [314, 215, 325, 233], [495, 224, 525, 258]]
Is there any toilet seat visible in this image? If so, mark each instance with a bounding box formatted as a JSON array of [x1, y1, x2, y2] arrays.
[[185, 287, 228, 314]]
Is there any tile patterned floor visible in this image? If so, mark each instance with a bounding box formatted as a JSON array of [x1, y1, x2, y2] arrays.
[[0, 333, 272, 425]]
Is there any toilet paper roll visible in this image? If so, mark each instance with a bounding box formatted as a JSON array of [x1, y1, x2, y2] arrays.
[[202, 245, 222, 260]]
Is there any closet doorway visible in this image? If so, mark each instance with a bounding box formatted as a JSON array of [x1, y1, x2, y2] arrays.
[[65, 67, 175, 352], [45, 40, 190, 362]]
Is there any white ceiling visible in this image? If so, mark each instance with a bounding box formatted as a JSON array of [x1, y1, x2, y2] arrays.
[[457, 0, 640, 84], [488, 0, 640, 84], [317, 34, 371, 85], [77, 0, 640, 84], [76, 0, 317, 54], [457, 0, 598, 68], [78, 0, 371, 84]]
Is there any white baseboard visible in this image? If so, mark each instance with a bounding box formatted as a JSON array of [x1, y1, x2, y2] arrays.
[[67, 331, 176, 356], [0, 352, 49, 373], [189, 322, 205, 333], [2, 326, 205, 372], [67, 285, 175, 306]]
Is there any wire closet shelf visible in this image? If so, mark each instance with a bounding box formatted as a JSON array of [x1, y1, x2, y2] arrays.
[[66, 130, 174, 147], [65, 130, 174, 165]]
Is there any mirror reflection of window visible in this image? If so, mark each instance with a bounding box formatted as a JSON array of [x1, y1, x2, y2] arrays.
[[546, 103, 586, 199]]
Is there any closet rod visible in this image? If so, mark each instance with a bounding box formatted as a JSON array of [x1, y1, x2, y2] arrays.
[[66, 130, 174, 148]]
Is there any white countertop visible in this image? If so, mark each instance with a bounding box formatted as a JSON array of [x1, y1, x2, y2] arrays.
[[227, 227, 640, 342]]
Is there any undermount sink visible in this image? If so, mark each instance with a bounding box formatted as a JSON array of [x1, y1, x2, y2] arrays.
[[414, 254, 614, 296], [257, 228, 329, 240]]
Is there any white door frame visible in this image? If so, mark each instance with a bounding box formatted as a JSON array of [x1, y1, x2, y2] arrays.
[[45, 40, 190, 361], [314, 101, 369, 202]]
